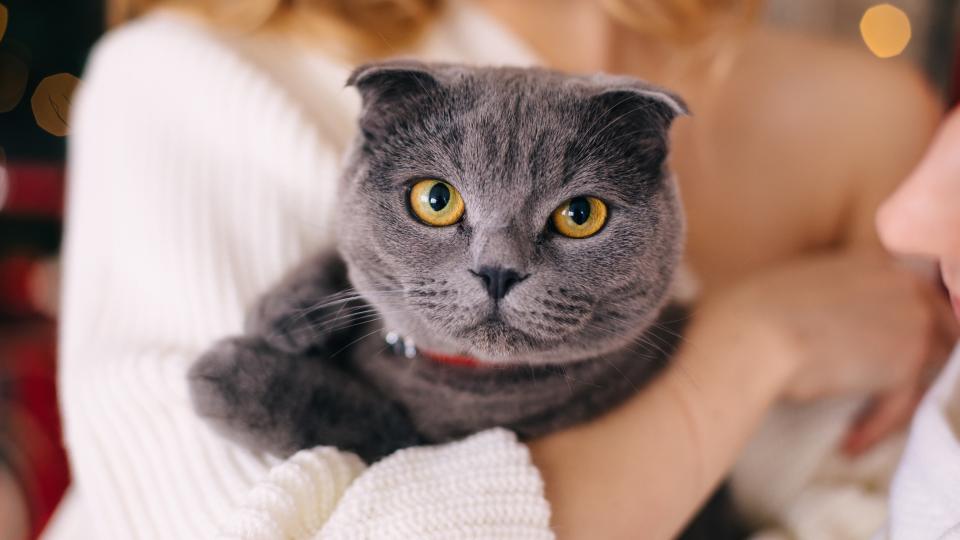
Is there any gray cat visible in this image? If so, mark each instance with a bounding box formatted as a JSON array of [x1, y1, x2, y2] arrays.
[[188, 61, 689, 464]]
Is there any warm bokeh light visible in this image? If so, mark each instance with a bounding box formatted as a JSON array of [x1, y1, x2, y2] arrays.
[[859, 4, 912, 59], [0, 50, 27, 113], [0, 4, 8, 42], [31, 73, 81, 137]]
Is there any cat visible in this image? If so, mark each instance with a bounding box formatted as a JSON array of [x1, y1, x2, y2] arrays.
[[188, 60, 689, 465]]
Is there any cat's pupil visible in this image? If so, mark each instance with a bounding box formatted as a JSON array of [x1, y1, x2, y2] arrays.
[[567, 197, 590, 225], [428, 183, 451, 212]]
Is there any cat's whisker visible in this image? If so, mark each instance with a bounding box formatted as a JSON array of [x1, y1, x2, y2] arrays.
[[328, 326, 394, 360], [325, 308, 410, 330], [293, 287, 409, 311], [602, 355, 640, 393], [309, 304, 410, 332], [268, 297, 403, 342], [285, 290, 410, 329], [579, 321, 648, 359], [623, 329, 701, 393], [278, 294, 368, 329], [580, 320, 680, 378]]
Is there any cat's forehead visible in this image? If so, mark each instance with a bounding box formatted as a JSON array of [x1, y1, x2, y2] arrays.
[[442, 65, 684, 116], [444, 70, 667, 193], [351, 62, 685, 202], [446, 68, 600, 124]]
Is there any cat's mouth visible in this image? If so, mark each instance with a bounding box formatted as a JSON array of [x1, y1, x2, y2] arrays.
[[382, 284, 604, 364], [454, 316, 548, 362]]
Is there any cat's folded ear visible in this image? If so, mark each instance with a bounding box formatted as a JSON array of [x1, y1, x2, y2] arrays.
[[347, 60, 442, 108], [579, 78, 689, 169], [347, 60, 444, 140], [585, 75, 690, 131], [592, 89, 689, 129]]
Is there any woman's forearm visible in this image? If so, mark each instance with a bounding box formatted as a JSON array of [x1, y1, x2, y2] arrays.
[[529, 300, 793, 539]]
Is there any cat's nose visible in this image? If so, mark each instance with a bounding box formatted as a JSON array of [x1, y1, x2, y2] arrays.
[[471, 266, 526, 301]]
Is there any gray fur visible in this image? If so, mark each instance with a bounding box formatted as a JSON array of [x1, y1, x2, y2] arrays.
[[189, 62, 688, 463]]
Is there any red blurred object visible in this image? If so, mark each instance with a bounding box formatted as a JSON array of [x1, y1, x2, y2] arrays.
[[0, 256, 48, 318], [952, 41, 960, 107], [1, 163, 65, 218], [0, 323, 70, 539]]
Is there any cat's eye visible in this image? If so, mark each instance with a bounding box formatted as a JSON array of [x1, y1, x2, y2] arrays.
[[409, 179, 465, 227], [551, 196, 608, 238]]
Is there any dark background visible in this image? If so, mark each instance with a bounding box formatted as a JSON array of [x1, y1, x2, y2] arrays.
[[1, 0, 103, 160]]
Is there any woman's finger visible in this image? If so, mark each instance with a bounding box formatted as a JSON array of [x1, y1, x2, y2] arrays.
[[842, 287, 955, 457], [841, 382, 921, 457]]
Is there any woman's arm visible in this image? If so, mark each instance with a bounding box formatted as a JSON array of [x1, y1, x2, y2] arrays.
[[57, 17, 348, 538], [531, 297, 791, 540], [530, 250, 950, 540]]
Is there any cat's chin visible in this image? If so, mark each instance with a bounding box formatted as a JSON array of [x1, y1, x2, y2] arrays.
[[447, 321, 592, 366], [392, 309, 651, 366], [400, 320, 553, 366]]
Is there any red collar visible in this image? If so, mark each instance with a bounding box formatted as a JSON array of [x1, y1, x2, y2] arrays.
[[420, 350, 481, 368]]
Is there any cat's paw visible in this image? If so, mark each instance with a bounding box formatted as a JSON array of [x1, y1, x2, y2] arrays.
[[188, 336, 423, 462], [188, 337, 304, 456]]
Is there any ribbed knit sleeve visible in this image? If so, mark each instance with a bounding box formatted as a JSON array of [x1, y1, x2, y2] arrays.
[[59, 15, 346, 539], [55, 12, 552, 540]]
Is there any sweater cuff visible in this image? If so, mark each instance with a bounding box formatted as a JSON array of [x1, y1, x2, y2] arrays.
[[320, 429, 553, 539], [218, 448, 366, 539]]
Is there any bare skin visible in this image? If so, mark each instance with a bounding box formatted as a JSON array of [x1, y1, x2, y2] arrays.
[[474, 1, 954, 538], [478, 0, 941, 287]]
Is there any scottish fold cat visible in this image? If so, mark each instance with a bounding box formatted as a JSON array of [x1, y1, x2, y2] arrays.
[[189, 61, 689, 464]]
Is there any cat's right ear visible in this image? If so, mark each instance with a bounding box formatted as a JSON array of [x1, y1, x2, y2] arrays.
[[347, 60, 441, 117], [347, 60, 440, 106]]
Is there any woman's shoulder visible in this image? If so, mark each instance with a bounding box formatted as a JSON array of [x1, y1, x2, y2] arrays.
[[75, 9, 358, 164], [724, 27, 942, 228], [85, 10, 238, 80], [691, 27, 942, 249], [79, 11, 269, 124], [727, 28, 941, 156]]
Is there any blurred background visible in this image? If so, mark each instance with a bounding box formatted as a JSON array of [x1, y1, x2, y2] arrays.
[[0, 1, 957, 538]]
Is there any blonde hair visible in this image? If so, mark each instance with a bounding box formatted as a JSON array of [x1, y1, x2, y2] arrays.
[[602, 0, 761, 44], [109, 0, 760, 59], [109, 0, 444, 58]]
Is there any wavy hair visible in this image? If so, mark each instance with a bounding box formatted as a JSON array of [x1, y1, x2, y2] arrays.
[[109, 0, 761, 59]]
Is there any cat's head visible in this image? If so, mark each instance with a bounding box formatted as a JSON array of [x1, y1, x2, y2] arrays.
[[336, 61, 687, 365]]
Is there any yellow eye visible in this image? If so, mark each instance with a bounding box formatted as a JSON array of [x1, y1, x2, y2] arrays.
[[409, 179, 465, 227], [551, 196, 608, 238]]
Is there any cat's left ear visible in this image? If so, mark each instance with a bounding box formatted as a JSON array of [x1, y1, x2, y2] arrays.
[[582, 78, 689, 168], [588, 82, 690, 131]]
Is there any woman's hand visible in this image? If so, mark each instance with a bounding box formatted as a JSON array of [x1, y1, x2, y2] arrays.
[[706, 250, 957, 453]]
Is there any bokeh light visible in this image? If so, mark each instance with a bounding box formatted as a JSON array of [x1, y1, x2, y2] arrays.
[[31, 73, 81, 137], [0, 50, 28, 113], [0, 4, 8, 42], [860, 4, 912, 59]]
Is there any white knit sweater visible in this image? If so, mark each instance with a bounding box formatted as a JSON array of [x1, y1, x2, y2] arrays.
[[51, 6, 552, 539]]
